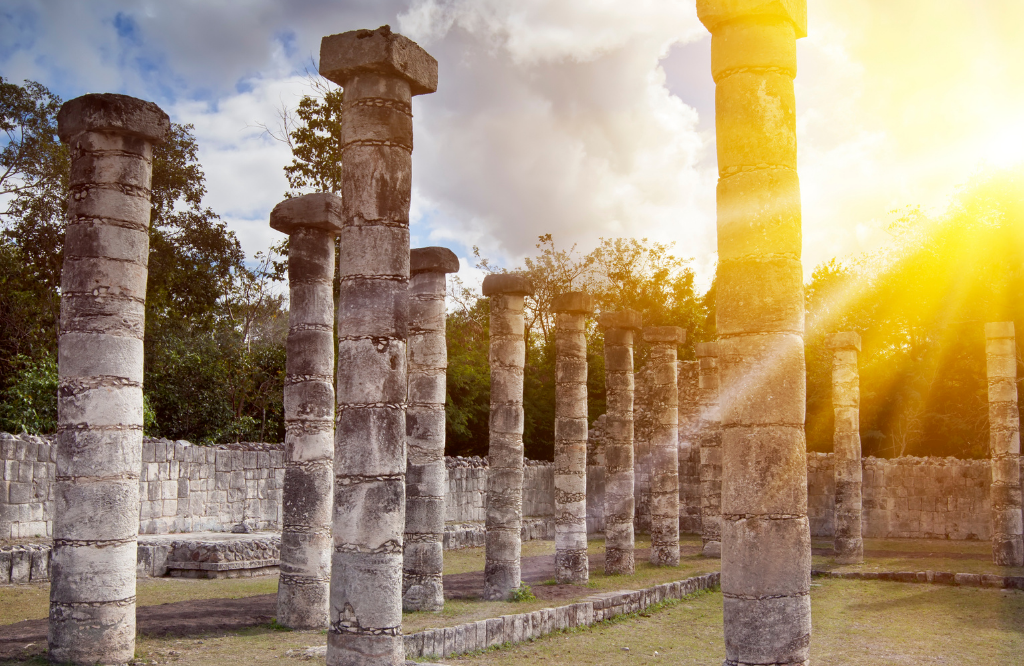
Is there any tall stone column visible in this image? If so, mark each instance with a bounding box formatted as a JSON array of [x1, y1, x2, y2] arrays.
[[644, 326, 685, 566], [698, 2, 811, 665], [482, 273, 534, 600], [50, 94, 169, 665], [695, 342, 722, 558], [552, 292, 594, 584], [271, 193, 343, 629], [403, 247, 459, 611], [599, 310, 642, 575], [827, 332, 863, 565], [985, 322, 1024, 567], [320, 26, 437, 666]]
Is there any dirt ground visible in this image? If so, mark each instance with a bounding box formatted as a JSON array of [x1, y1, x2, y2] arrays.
[[0, 539, 996, 662], [0, 545, 677, 661]]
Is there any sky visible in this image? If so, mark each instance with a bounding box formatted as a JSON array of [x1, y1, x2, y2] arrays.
[[3, 0, 1024, 292]]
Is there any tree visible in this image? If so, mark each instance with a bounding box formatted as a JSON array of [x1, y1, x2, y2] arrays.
[[0, 78, 288, 442]]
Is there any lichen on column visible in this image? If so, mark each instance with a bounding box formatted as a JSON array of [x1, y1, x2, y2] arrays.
[[482, 273, 534, 600], [552, 292, 594, 584], [695, 341, 722, 558], [985, 322, 1024, 567], [403, 247, 459, 611], [599, 309, 642, 575], [50, 93, 169, 665], [320, 25, 437, 666], [827, 331, 863, 565], [271, 193, 344, 629], [698, 1, 812, 664], [644, 326, 685, 566]]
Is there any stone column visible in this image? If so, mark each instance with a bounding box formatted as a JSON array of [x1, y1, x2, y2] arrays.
[[985, 322, 1024, 566], [599, 309, 642, 575], [698, 2, 811, 665], [644, 326, 685, 566], [552, 292, 594, 584], [403, 247, 459, 611], [695, 342, 722, 558], [827, 332, 863, 565], [482, 273, 534, 600], [270, 193, 343, 629], [50, 94, 169, 665], [320, 26, 437, 666]]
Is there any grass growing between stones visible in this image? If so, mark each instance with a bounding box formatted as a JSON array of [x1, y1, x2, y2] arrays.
[[402, 536, 719, 634]]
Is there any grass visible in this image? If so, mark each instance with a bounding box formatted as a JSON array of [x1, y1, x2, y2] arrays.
[[6, 535, 1023, 664], [401, 535, 720, 634], [445, 579, 1024, 665], [0, 575, 281, 626], [812, 537, 1024, 578]]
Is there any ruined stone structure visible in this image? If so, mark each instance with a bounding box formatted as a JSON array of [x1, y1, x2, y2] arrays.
[[482, 273, 534, 600], [695, 342, 722, 557], [827, 332, 863, 565], [644, 327, 684, 566], [676, 361, 703, 535], [270, 193, 343, 629], [599, 310, 642, 575], [50, 93, 169, 665], [985, 322, 1024, 566], [403, 247, 459, 611], [698, 1, 811, 663], [320, 26, 437, 665], [552, 292, 594, 584]]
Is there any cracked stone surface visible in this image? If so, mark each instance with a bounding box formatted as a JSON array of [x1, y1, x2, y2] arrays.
[[598, 310, 642, 576], [50, 92, 168, 666], [271, 193, 343, 629], [985, 322, 1024, 566], [403, 247, 459, 611], [320, 25, 437, 666], [698, 1, 812, 664], [481, 273, 533, 600], [827, 331, 863, 565], [643, 326, 684, 566], [695, 342, 723, 558], [552, 292, 594, 584]]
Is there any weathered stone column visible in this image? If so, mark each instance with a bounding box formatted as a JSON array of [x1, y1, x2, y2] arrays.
[[698, 2, 811, 664], [50, 94, 169, 665], [552, 292, 594, 584], [599, 309, 642, 575], [644, 326, 685, 566], [320, 26, 437, 666], [403, 247, 459, 611], [985, 322, 1024, 567], [827, 332, 863, 565], [482, 273, 534, 600], [695, 342, 722, 558], [271, 193, 342, 629]]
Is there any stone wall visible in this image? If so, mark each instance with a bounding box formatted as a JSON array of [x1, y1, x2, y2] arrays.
[[808, 452, 1024, 540], [0, 432, 285, 539], [591, 360, 702, 537], [138, 439, 284, 534], [0, 434, 53, 539], [444, 456, 554, 524]]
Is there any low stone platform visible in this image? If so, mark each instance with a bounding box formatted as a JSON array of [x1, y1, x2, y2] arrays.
[[443, 517, 554, 550], [1, 532, 282, 584], [141, 532, 280, 579]]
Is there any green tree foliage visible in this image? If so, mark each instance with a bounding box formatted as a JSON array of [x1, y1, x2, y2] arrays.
[[446, 236, 713, 460], [0, 78, 287, 442], [282, 86, 344, 196], [806, 168, 1024, 459]]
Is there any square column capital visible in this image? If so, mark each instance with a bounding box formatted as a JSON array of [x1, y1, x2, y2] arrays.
[[698, 0, 807, 38]]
